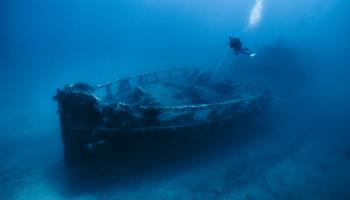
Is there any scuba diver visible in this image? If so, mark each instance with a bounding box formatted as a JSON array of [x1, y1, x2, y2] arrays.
[[229, 37, 255, 57]]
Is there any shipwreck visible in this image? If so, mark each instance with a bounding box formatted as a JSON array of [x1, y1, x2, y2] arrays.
[[54, 68, 272, 171]]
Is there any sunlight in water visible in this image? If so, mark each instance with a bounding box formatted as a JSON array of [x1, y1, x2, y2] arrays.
[[248, 0, 264, 28]]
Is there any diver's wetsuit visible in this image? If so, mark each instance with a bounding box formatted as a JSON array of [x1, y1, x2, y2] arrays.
[[229, 37, 251, 56]]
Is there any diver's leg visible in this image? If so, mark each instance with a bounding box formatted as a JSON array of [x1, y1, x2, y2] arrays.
[[239, 50, 251, 56]]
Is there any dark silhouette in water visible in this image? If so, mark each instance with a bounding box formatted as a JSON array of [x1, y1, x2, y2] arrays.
[[229, 37, 254, 56]]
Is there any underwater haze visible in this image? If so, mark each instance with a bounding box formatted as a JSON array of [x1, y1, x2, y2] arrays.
[[1, 0, 350, 199]]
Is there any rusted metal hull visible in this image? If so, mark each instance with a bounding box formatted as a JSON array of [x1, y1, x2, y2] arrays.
[[54, 69, 273, 177], [61, 109, 265, 171]]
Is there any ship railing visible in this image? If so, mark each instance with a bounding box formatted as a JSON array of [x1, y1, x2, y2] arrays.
[[150, 92, 268, 126], [109, 94, 267, 129], [93, 68, 188, 99], [127, 94, 266, 127], [137, 92, 269, 111]]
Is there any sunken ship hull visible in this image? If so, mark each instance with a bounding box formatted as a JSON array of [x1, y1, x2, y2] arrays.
[[55, 68, 272, 170]]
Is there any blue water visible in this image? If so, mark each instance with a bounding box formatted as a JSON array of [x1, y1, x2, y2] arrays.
[[1, 0, 350, 199]]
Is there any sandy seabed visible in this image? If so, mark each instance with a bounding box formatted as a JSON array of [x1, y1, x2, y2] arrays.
[[1, 119, 349, 200]]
